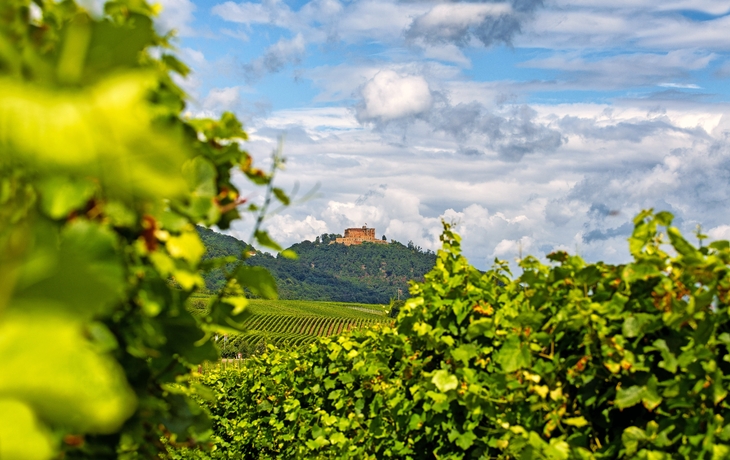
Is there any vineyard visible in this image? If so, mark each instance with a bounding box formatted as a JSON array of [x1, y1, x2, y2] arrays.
[[189, 299, 390, 356]]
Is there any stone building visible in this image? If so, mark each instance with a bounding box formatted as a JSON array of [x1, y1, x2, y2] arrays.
[[333, 225, 388, 246]]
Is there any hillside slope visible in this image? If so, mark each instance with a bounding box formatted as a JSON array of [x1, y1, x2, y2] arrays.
[[195, 227, 436, 304]]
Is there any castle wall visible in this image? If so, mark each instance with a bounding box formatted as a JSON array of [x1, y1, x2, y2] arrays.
[[332, 226, 387, 246], [344, 228, 375, 239]]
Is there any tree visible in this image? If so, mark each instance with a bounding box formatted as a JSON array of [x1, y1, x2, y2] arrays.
[[0, 1, 285, 458]]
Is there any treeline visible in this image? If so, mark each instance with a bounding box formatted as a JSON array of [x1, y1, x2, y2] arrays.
[[196, 227, 436, 304]]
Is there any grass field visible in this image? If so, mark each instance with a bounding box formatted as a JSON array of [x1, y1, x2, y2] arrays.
[[188, 298, 391, 357]]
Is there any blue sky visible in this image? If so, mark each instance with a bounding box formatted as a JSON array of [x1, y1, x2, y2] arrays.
[[155, 0, 730, 268]]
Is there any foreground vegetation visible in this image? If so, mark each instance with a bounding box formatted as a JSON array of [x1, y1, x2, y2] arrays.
[[174, 214, 730, 459], [0, 0, 285, 458]]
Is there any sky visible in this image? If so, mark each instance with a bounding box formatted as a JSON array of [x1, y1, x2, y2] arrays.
[[154, 0, 730, 269]]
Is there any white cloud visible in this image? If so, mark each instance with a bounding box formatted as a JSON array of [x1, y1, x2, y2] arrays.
[[337, 0, 426, 42], [413, 3, 512, 31], [212, 0, 295, 28], [493, 236, 534, 259], [203, 87, 242, 112], [658, 83, 702, 89], [243, 34, 306, 81], [357, 70, 433, 122], [521, 50, 714, 89], [521, 1, 730, 51], [421, 44, 471, 67], [707, 225, 730, 241], [264, 214, 329, 243], [262, 107, 360, 134]]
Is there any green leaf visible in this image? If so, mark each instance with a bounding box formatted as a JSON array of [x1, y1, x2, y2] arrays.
[[0, 310, 137, 433], [496, 335, 532, 373], [254, 230, 283, 251], [37, 176, 95, 219], [235, 266, 278, 299], [623, 316, 642, 338], [654, 211, 674, 226], [667, 227, 699, 258], [166, 230, 206, 264], [622, 262, 661, 283], [0, 73, 191, 201], [615, 385, 644, 409], [455, 430, 477, 450], [563, 416, 589, 427], [280, 249, 298, 260], [545, 439, 570, 460], [85, 14, 155, 76], [305, 436, 330, 449], [709, 240, 730, 250], [13, 220, 124, 318], [622, 426, 648, 456], [451, 344, 478, 365], [272, 187, 290, 205], [467, 318, 493, 339], [642, 376, 662, 410], [182, 156, 217, 197], [713, 444, 730, 460], [0, 399, 55, 460], [712, 371, 728, 405], [431, 369, 458, 392], [653, 339, 678, 373]]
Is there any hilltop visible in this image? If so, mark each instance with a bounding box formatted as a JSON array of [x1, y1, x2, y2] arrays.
[[196, 227, 436, 304]]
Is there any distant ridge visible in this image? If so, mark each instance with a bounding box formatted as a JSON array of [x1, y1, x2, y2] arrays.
[[196, 227, 436, 304]]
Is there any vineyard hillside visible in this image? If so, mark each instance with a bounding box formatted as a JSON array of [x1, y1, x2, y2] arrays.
[[189, 298, 389, 357]]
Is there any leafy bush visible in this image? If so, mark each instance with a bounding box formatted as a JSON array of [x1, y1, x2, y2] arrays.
[[0, 1, 284, 458], [182, 211, 730, 459]]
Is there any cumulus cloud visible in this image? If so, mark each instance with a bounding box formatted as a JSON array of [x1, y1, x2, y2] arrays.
[[707, 225, 730, 241], [263, 214, 329, 243], [406, 0, 544, 48], [357, 86, 564, 161], [243, 34, 306, 82], [356, 70, 433, 122]]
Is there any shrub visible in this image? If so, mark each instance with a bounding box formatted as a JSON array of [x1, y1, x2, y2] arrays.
[[184, 211, 730, 459], [0, 1, 283, 458]]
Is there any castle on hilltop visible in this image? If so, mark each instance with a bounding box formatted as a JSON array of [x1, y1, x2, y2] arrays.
[[332, 225, 388, 246]]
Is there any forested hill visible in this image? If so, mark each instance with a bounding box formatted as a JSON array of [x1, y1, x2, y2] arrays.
[[196, 227, 437, 304]]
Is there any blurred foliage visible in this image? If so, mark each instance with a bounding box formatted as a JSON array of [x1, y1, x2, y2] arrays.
[[196, 226, 436, 303], [175, 211, 730, 459], [0, 0, 285, 458]]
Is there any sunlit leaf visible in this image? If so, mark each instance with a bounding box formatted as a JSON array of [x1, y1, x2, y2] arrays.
[[0, 398, 54, 460], [0, 309, 137, 433]]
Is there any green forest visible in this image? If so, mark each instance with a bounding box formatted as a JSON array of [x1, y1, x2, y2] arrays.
[[196, 226, 436, 303]]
